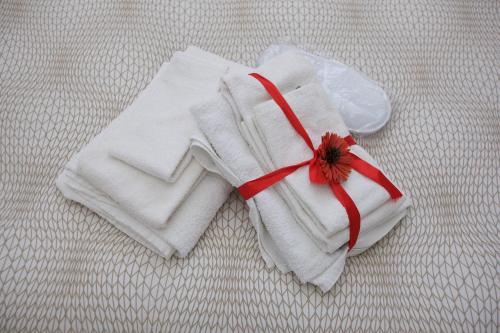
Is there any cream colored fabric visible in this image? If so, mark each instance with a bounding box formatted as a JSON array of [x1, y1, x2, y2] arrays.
[[0, 1, 498, 332]]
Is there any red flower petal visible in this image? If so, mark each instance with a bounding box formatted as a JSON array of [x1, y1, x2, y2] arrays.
[[316, 132, 352, 183]]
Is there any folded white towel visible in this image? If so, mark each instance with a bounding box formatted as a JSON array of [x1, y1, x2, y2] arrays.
[[191, 51, 410, 290], [250, 83, 410, 252], [57, 159, 230, 258], [56, 47, 234, 258], [191, 95, 349, 291], [108, 49, 234, 183], [220, 51, 317, 155], [75, 60, 207, 229], [219, 53, 409, 253]]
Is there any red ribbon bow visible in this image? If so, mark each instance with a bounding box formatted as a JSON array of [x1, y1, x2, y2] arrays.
[[238, 73, 402, 250]]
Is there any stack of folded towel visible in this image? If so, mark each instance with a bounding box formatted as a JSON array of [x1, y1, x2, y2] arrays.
[[57, 46, 409, 291], [190, 52, 410, 291], [56, 47, 242, 258]]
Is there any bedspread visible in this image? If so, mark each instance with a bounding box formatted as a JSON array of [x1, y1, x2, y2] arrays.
[[0, 1, 498, 332]]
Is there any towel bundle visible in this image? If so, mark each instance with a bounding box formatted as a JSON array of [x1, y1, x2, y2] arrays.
[[57, 46, 409, 291], [56, 47, 241, 258], [191, 52, 410, 291]]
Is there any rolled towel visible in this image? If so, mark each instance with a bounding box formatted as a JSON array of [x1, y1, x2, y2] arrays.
[[56, 47, 234, 258]]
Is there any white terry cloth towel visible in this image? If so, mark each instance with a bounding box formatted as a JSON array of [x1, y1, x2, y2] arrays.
[[56, 47, 235, 258], [220, 53, 410, 253], [191, 52, 409, 290], [57, 159, 231, 258], [191, 95, 349, 292], [108, 47, 245, 183], [219, 51, 317, 158], [250, 83, 410, 253]]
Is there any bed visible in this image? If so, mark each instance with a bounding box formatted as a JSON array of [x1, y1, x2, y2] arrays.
[[0, 1, 498, 331]]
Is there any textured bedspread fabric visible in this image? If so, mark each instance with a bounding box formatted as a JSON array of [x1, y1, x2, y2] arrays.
[[0, 0, 498, 332]]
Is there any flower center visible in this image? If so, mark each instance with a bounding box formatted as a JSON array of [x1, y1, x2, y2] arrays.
[[325, 147, 341, 165]]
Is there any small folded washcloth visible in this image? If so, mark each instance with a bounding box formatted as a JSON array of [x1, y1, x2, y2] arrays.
[[108, 49, 233, 183], [56, 47, 234, 258]]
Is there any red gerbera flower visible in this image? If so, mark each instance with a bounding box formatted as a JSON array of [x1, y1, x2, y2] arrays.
[[316, 132, 352, 183]]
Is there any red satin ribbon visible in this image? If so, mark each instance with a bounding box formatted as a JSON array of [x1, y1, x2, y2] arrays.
[[238, 73, 402, 250]]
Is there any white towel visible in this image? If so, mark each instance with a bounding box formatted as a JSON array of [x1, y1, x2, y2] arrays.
[[220, 51, 317, 156], [191, 95, 349, 292], [250, 83, 410, 252], [56, 47, 234, 258], [191, 51, 410, 290], [75, 59, 206, 229], [220, 54, 410, 253], [57, 159, 230, 258], [108, 49, 236, 183]]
